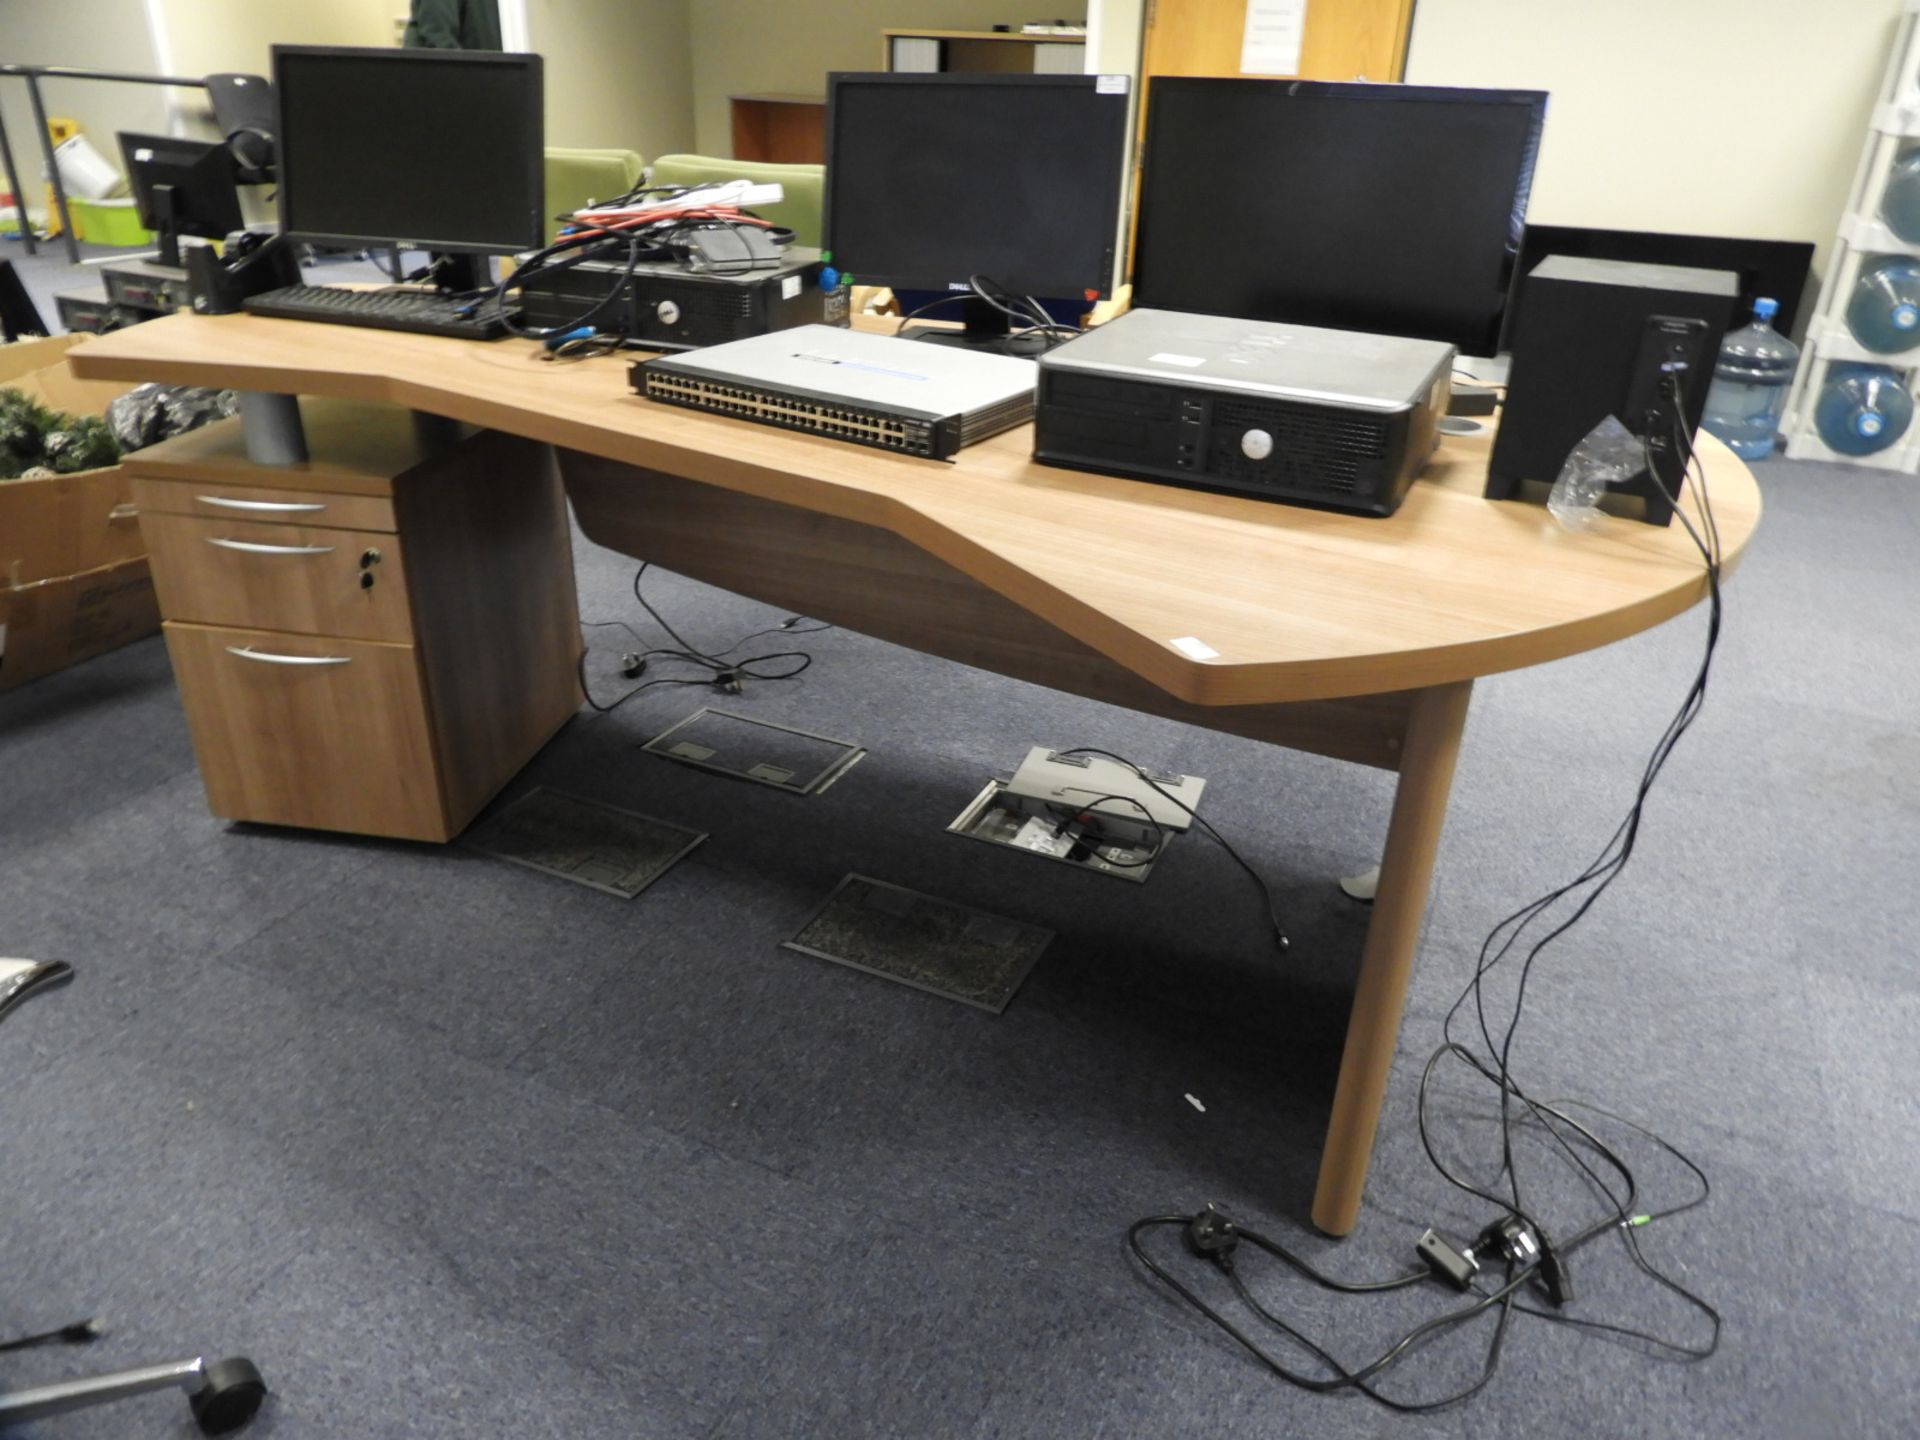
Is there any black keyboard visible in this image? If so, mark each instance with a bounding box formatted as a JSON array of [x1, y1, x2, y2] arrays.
[[242, 285, 517, 340]]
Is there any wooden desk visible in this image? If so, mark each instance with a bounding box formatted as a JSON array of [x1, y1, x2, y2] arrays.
[[68, 315, 1759, 1235]]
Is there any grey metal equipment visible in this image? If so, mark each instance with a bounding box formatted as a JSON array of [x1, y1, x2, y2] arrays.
[[238, 391, 309, 465], [0, 1356, 266, 1434], [0, 959, 269, 1436]]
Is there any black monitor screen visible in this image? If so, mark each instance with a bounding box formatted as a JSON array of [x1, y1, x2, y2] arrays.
[[118, 132, 243, 239], [273, 46, 544, 253], [825, 73, 1129, 299], [1133, 79, 1547, 355]]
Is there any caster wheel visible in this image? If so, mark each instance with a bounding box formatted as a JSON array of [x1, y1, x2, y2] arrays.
[[190, 1356, 267, 1435], [1338, 865, 1379, 904]]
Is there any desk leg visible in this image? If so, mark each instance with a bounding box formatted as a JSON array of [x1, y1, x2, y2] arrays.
[[1311, 679, 1473, 1237], [238, 393, 308, 465]]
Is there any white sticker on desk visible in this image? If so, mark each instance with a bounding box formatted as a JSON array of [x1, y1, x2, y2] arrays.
[[1150, 352, 1206, 368], [1096, 74, 1131, 95], [1170, 636, 1220, 661], [781, 275, 802, 300]]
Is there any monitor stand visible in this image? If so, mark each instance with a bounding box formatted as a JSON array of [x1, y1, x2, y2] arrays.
[[423, 252, 493, 296], [150, 184, 183, 270], [900, 294, 1052, 358]]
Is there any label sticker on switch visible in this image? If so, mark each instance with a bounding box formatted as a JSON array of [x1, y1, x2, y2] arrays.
[[1170, 636, 1220, 660], [781, 275, 802, 300], [1150, 352, 1206, 368]]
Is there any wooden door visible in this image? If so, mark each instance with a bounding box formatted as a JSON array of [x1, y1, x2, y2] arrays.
[[1141, 0, 1415, 85], [1124, 0, 1418, 283]]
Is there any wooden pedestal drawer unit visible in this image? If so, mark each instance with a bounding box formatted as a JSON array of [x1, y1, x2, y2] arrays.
[[125, 399, 583, 842]]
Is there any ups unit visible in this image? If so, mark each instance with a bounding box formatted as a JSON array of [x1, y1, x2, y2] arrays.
[[517, 246, 846, 350], [102, 259, 192, 315], [1033, 308, 1454, 516], [55, 289, 141, 335]]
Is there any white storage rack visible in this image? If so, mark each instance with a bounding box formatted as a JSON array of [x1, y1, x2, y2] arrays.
[[1783, 0, 1920, 468]]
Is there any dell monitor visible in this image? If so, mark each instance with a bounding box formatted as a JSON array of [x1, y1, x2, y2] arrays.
[[1132, 79, 1548, 357], [118, 132, 244, 269], [272, 46, 544, 289], [825, 72, 1131, 352]]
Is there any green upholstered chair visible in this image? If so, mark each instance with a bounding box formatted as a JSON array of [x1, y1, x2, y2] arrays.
[[544, 147, 646, 241], [646, 154, 825, 250]]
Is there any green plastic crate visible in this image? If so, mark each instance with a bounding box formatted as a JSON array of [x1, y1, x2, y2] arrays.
[[69, 197, 151, 247]]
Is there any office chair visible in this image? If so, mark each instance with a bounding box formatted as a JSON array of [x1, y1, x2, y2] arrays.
[[0, 959, 268, 1435], [0, 259, 50, 341], [205, 73, 276, 185]]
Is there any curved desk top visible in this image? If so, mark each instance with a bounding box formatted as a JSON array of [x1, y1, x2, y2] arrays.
[[69, 313, 1757, 707]]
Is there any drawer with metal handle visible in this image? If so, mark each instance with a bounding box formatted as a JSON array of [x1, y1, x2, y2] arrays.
[[138, 511, 411, 642], [161, 621, 450, 841], [128, 475, 398, 532]]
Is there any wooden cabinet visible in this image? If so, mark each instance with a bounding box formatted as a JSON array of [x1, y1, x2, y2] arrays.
[[125, 400, 582, 843], [883, 30, 1087, 75], [729, 94, 827, 165], [139, 512, 417, 643]]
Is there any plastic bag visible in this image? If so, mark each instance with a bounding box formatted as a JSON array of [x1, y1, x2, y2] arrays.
[[1548, 415, 1647, 532], [106, 383, 242, 453]]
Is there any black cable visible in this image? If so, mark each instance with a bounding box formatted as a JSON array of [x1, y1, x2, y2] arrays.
[[1040, 792, 1166, 869], [1130, 375, 1727, 1404], [1128, 1217, 1530, 1411], [890, 276, 1079, 351], [0, 1320, 99, 1354], [966, 273, 1079, 347], [573, 648, 715, 715], [1051, 748, 1290, 950], [575, 564, 833, 716], [628, 563, 816, 681], [498, 182, 795, 341]]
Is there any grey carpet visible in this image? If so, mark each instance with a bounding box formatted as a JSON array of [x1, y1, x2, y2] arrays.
[[2, 432, 1916, 1433]]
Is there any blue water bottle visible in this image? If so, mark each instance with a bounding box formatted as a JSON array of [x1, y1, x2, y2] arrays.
[[1812, 363, 1913, 456], [1845, 256, 1920, 353], [1701, 298, 1799, 459], [1881, 151, 1920, 243]]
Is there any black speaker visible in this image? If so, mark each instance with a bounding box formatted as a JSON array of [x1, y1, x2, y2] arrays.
[[1487, 255, 1737, 526]]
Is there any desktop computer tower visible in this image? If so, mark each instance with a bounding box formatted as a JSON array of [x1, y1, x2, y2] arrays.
[[517, 248, 845, 351], [1487, 256, 1737, 526]]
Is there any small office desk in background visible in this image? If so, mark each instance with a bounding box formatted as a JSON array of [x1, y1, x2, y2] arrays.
[[68, 314, 1759, 1235]]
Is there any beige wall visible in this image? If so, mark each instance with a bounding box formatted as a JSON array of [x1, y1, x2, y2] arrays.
[[154, 0, 399, 79], [686, 1, 1032, 157], [1407, 0, 1906, 277], [524, 0, 693, 154], [0, 0, 168, 208]]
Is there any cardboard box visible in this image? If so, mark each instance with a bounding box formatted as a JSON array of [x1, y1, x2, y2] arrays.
[[0, 334, 153, 691], [0, 557, 160, 693]]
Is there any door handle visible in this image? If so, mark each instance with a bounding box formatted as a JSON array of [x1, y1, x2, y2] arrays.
[[204, 537, 336, 556], [224, 646, 352, 666], [197, 494, 328, 514]]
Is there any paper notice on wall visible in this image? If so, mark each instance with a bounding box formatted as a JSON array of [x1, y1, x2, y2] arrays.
[[1240, 0, 1307, 75]]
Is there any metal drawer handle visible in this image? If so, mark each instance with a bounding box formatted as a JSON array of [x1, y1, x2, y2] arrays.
[[109, 503, 140, 522], [205, 537, 336, 556], [224, 646, 352, 666], [197, 494, 328, 514]]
